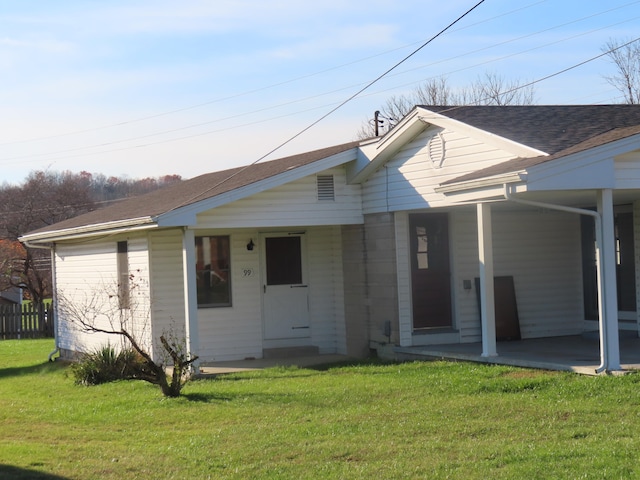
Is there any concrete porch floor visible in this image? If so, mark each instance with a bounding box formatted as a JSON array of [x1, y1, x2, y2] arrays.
[[194, 334, 640, 377], [394, 333, 640, 375]]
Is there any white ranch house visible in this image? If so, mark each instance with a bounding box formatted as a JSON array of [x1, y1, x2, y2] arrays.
[[20, 105, 640, 374]]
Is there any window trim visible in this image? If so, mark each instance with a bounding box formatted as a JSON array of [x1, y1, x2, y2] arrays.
[[117, 240, 130, 310], [195, 235, 232, 308]]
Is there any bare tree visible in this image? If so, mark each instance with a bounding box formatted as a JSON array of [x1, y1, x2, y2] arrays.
[[0, 239, 50, 304], [457, 72, 535, 106], [0, 171, 94, 302], [358, 72, 536, 138], [58, 274, 198, 397], [602, 38, 640, 104], [414, 76, 454, 106], [1, 170, 182, 302]]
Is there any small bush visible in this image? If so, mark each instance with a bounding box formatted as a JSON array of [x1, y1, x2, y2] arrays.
[[72, 344, 144, 385]]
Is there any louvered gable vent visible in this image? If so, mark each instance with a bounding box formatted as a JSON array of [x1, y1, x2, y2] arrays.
[[316, 174, 335, 201]]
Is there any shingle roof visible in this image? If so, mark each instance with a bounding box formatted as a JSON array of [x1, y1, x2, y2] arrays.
[[24, 140, 361, 237], [424, 105, 640, 186], [424, 105, 640, 155]]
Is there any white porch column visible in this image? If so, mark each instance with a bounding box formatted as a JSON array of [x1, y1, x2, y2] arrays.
[[182, 228, 200, 369], [597, 189, 621, 371], [477, 203, 497, 357]]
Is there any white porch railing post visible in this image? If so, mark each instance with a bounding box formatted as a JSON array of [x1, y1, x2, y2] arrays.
[[477, 202, 497, 357]]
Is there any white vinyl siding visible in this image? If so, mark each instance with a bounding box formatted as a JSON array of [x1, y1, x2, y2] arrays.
[[54, 235, 152, 356], [456, 208, 583, 342], [192, 226, 346, 362], [615, 151, 640, 189], [196, 167, 362, 228], [362, 127, 517, 214], [196, 232, 263, 362], [397, 208, 584, 345], [148, 229, 187, 357]]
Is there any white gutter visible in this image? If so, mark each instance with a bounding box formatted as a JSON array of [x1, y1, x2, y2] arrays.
[[502, 184, 610, 374], [435, 172, 525, 194], [20, 217, 158, 245], [48, 245, 59, 362]]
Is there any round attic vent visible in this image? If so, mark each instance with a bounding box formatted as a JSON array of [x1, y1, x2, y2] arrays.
[[428, 132, 445, 168]]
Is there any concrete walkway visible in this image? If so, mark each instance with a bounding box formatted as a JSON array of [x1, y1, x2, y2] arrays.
[[196, 354, 353, 376]]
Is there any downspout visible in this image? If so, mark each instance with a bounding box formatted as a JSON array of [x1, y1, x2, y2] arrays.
[[47, 244, 59, 361], [21, 241, 60, 361], [503, 184, 609, 373]]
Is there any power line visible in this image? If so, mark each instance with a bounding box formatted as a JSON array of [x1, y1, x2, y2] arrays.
[[0, 0, 549, 148], [167, 33, 640, 213], [1, 2, 636, 165], [164, 0, 488, 212]]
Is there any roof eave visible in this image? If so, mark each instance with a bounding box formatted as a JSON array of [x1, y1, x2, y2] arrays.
[[19, 216, 158, 245], [435, 172, 527, 195]]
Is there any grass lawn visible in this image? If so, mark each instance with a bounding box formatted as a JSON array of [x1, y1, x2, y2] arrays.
[[2, 340, 640, 479]]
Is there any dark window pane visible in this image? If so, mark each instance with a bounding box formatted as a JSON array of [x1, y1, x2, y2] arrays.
[[117, 241, 129, 309], [266, 237, 302, 285], [195, 236, 231, 307]]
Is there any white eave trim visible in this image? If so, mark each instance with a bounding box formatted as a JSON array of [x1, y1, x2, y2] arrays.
[[435, 172, 526, 194], [19, 216, 157, 244]]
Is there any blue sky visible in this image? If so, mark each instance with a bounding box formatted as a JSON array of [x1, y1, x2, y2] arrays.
[[1, 0, 639, 184]]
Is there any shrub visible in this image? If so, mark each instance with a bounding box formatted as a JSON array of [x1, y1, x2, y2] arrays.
[[72, 344, 144, 385]]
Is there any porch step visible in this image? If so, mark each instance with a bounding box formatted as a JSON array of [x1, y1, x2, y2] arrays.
[[263, 346, 319, 359]]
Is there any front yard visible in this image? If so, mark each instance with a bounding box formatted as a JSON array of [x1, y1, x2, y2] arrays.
[[1, 339, 640, 479]]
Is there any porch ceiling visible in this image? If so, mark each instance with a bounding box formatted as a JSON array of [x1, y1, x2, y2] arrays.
[[450, 189, 640, 212], [394, 334, 640, 375], [502, 189, 640, 209]]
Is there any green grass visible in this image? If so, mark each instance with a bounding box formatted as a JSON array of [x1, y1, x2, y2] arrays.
[[2, 340, 640, 479]]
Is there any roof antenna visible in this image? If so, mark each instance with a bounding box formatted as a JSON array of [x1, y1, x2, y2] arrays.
[[374, 110, 382, 136], [374, 111, 396, 136]]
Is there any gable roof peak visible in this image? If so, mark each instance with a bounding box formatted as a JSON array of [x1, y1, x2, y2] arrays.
[[417, 104, 640, 155]]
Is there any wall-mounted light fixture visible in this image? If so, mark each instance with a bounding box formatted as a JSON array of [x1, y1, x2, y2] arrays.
[[247, 239, 255, 251]]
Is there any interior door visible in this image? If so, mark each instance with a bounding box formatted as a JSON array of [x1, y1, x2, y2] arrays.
[[410, 213, 453, 329], [262, 234, 310, 340]]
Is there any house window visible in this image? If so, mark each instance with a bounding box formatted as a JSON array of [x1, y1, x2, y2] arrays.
[[117, 241, 130, 309], [195, 236, 231, 307]]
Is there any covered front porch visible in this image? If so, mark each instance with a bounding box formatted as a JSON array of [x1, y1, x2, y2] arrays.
[[394, 333, 640, 375]]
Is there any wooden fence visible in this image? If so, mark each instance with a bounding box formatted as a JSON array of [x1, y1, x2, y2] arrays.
[[0, 303, 54, 340]]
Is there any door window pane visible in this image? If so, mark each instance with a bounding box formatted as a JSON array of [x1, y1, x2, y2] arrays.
[[266, 237, 302, 285], [415, 226, 429, 269]]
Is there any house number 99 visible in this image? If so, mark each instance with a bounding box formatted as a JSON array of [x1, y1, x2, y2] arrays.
[[242, 268, 254, 277]]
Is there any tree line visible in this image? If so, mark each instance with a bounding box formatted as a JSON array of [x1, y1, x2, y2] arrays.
[[0, 170, 182, 303]]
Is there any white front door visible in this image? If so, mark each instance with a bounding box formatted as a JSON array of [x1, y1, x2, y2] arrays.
[[262, 233, 310, 340]]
